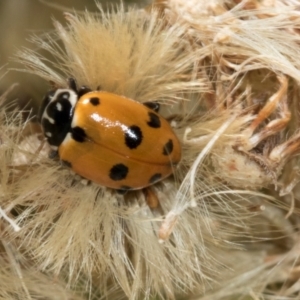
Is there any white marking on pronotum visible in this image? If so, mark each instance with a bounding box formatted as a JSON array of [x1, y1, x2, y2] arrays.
[[42, 89, 78, 125], [43, 111, 55, 124], [48, 89, 78, 107], [56, 102, 62, 111], [45, 132, 52, 137], [51, 89, 77, 108], [65, 89, 78, 107]]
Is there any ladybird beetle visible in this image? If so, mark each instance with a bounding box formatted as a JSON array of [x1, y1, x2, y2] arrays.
[[39, 78, 181, 191]]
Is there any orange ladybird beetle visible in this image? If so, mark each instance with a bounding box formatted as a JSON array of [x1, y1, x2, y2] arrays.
[[39, 78, 181, 192]]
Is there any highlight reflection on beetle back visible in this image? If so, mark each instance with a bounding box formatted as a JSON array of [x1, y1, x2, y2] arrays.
[[72, 91, 181, 166]]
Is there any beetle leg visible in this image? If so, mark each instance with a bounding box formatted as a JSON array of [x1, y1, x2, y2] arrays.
[[143, 187, 160, 209], [68, 77, 92, 98], [67, 77, 78, 93], [116, 186, 132, 195], [143, 101, 160, 113], [116, 189, 128, 195], [48, 149, 58, 159]]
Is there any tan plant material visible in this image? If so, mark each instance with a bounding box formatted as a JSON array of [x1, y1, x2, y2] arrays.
[[150, 0, 300, 299], [0, 240, 85, 300], [2, 0, 300, 299], [6, 4, 233, 300]]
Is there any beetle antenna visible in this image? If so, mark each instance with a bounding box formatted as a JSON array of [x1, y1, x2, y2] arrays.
[[68, 77, 78, 93]]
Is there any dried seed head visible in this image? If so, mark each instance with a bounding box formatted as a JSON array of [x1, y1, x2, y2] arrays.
[[5, 1, 300, 300], [8, 5, 231, 300]]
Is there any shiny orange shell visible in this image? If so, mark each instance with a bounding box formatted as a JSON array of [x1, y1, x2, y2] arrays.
[[58, 91, 181, 190]]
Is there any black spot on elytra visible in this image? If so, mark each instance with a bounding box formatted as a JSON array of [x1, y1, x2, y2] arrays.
[[71, 126, 87, 143], [163, 139, 173, 155], [149, 173, 162, 184], [125, 125, 143, 149], [90, 97, 100, 106], [147, 112, 161, 128], [62, 160, 72, 168], [109, 164, 129, 181]]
